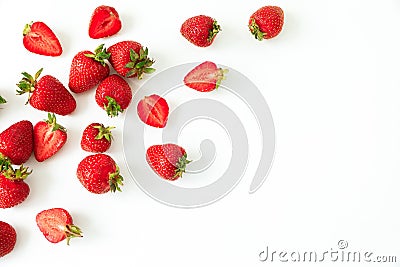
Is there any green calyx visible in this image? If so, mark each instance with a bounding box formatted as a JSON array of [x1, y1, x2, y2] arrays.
[[125, 47, 155, 79], [109, 166, 124, 193], [16, 68, 43, 104], [208, 20, 221, 42], [0, 153, 12, 172], [93, 124, 114, 142], [215, 68, 229, 89], [84, 44, 110, 66], [45, 113, 66, 132], [248, 19, 265, 41], [104, 96, 123, 117], [22, 21, 33, 36], [3, 164, 32, 181], [0, 95, 6, 104], [65, 224, 83, 245], [174, 153, 191, 178]]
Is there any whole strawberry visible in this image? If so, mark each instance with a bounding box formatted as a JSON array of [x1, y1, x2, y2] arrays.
[[16, 68, 76, 115], [107, 40, 155, 79], [36, 208, 82, 245], [34, 113, 67, 162], [77, 153, 123, 194], [0, 221, 17, 258], [80, 123, 114, 153], [0, 120, 33, 165], [68, 44, 110, 93], [180, 15, 221, 47], [184, 61, 228, 92], [137, 94, 169, 128], [146, 144, 191, 180], [248, 6, 284, 40], [0, 164, 31, 209], [89, 5, 122, 39], [95, 74, 132, 117], [23, 21, 62, 56]]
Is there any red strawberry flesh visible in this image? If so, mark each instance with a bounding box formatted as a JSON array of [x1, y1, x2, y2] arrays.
[[137, 94, 169, 128], [89, 5, 122, 39], [23, 21, 62, 56], [184, 61, 227, 92]]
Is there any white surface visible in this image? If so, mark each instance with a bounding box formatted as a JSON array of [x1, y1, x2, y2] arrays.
[[0, 0, 399, 266]]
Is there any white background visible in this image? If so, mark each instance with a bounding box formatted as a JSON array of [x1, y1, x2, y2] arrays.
[[1, 0, 399, 266]]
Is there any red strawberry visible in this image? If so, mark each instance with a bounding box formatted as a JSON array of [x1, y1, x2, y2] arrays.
[[76, 153, 123, 194], [16, 68, 77, 115], [33, 113, 67, 162], [22, 21, 62, 56], [68, 44, 110, 93], [36, 208, 82, 245], [180, 15, 221, 47], [80, 123, 114, 153], [184, 61, 228, 92], [107, 40, 155, 79], [95, 74, 132, 117], [146, 144, 191, 181], [0, 120, 33, 165], [0, 221, 17, 257], [89, 5, 122, 39], [0, 164, 31, 209], [137, 94, 169, 128], [248, 6, 284, 40]]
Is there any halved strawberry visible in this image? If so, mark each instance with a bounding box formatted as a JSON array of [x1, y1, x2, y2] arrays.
[[36, 208, 82, 245], [22, 21, 62, 56], [183, 61, 228, 92], [137, 94, 169, 128], [89, 5, 122, 39], [33, 113, 67, 162]]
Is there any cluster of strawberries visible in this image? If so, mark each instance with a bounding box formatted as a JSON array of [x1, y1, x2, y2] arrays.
[[0, 4, 284, 258]]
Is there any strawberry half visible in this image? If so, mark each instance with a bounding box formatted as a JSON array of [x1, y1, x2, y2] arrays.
[[183, 61, 228, 92], [89, 5, 122, 39], [137, 94, 169, 128], [248, 6, 284, 40], [95, 74, 132, 117], [180, 15, 221, 47], [0, 120, 33, 165], [146, 144, 191, 180], [33, 113, 67, 162], [68, 44, 110, 93], [107, 40, 155, 79], [76, 153, 123, 194], [36, 208, 82, 245], [80, 123, 114, 153], [0, 163, 31, 209], [0, 221, 17, 258], [22, 21, 62, 56], [17, 68, 77, 115]]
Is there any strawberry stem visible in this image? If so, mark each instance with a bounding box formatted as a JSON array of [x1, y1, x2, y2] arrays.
[[65, 224, 83, 245], [124, 47, 155, 79], [208, 20, 221, 42], [16, 68, 43, 105], [0, 153, 12, 172], [3, 164, 32, 181], [104, 96, 123, 117], [174, 153, 191, 178], [84, 44, 110, 66], [248, 19, 265, 41], [93, 124, 114, 142], [45, 113, 66, 132], [109, 165, 123, 192], [0, 95, 6, 104], [22, 21, 33, 36]]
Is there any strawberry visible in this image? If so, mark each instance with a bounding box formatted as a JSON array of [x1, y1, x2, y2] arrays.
[[146, 144, 191, 181], [248, 6, 284, 40], [0, 120, 33, 165], [0, 221, 17, 257], [89, 5, 122, 39], [36, 208, 82, 245], [80, 123, 114, 153], [22, 21, 62, 56], [95, 74, 132, 117], [107, 40, 155, 79], [33, 113, 67, 162], [180, 15, 221, 47], [76, 153, 123, 194], [16, 68, 77, 115], [0, 163, 31, 209], [137, 94, 169, 128], [183, 61, 228, 92], [68, 44, 110, 93]]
